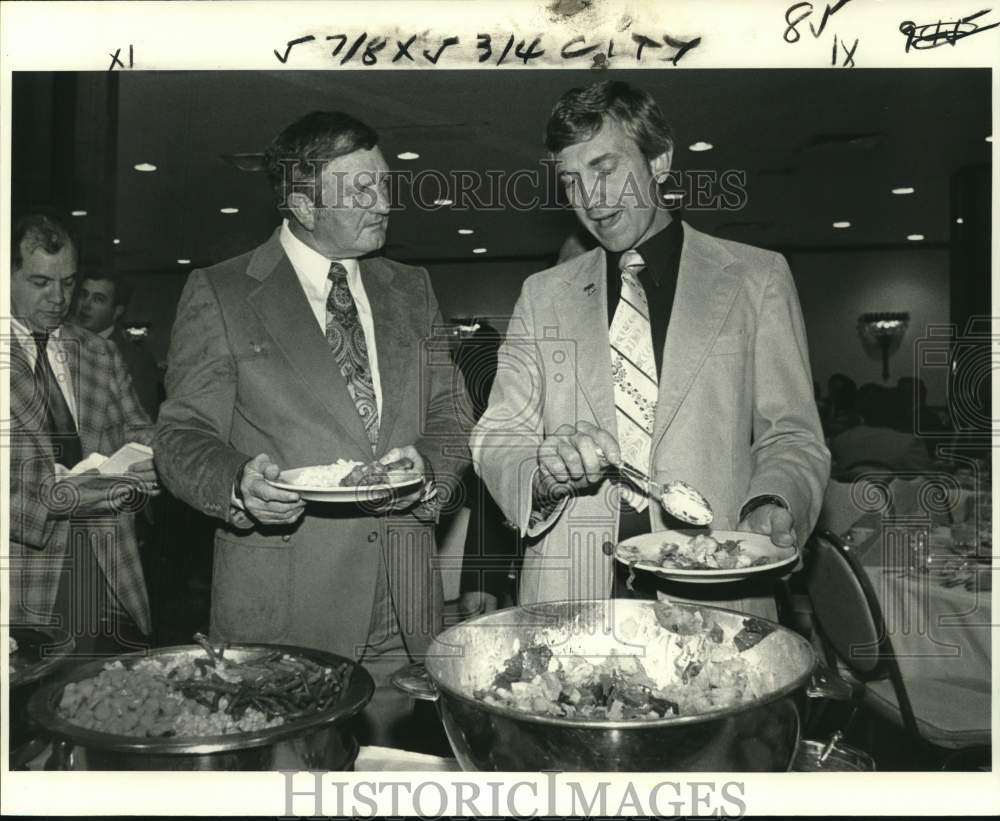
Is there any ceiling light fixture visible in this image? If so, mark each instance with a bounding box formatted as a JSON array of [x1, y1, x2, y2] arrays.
[[891, 187, 915, 195], [987, 135, 993, 143], [397, 151, 420, 160], [457, 228, 474, 235], [688, 141, 714, 152], [906, 234, 924, 241], [177, 258, 191, 264], [113, 238, 121, 245], [134, 162, 157, 172], [220, 207, 239, 214], [832, 221, 851, 228], [70, 210, 87, 217], [956, 217, 964, 225], [433, 198, 454, 206], [472, 247, 487, 254]]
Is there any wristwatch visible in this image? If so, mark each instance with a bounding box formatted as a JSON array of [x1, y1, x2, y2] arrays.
[[739, 494, 788, 522]]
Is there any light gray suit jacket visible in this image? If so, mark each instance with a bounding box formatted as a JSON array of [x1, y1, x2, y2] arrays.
[[471, 222, 830, 606]]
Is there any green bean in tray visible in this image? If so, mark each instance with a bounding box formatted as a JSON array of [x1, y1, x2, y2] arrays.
[[57, 634, 354, 738]]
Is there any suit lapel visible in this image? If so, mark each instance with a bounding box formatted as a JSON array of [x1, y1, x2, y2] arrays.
[[246, 235, 373, 455], [361, 257, 416, 454], [650, 222, 741, 452], [9, 334, 53, 456], [552, 249, 617, 436], [58, 323, 98, 450]]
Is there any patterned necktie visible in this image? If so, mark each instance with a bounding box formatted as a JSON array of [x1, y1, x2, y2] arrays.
[[32, 331, 83, 468], [609, 250, 658, 511], [326, 262, 379, 449]]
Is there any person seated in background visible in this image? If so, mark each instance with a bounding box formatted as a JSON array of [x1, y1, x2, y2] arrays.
[[829, 382, 935, 476], [822, 372, 862, 439], [72, 271, 163, 421], [894, 376, 948, 452], [9, 213, 160, 654]]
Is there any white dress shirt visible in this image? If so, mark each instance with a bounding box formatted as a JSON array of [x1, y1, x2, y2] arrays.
[[10, 317, 79, 424], [279, 219, 383, 415]]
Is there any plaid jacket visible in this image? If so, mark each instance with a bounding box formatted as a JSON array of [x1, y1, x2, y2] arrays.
[[7, 322, 155, 633]]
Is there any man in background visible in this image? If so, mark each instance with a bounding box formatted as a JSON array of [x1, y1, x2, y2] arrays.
[[8, 213, 159, 653], [73, 272, 162, 420]]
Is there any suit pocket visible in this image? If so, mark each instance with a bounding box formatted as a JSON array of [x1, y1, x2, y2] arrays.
[[709, 332, 746, 356], [210, 535, 291, 642]]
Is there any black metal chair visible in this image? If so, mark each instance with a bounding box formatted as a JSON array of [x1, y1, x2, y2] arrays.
[[804, 529, 991, 770]]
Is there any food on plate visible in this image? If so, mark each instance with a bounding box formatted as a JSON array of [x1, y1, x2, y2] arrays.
[[288, 460, 362, 487], [474, 602, 775, 720], [57, 635, 353, 738], [621, 533, 772, 572], [339, 456, 416, 487]]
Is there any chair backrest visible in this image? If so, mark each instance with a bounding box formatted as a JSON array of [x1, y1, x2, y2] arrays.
[[804, 530, 885, 678], [805, 529, 922, 737]]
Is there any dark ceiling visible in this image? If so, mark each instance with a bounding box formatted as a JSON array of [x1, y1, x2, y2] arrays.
[[11, 68, 993, 274]]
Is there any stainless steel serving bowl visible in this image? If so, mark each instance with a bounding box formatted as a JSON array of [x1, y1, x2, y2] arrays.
[[27, 642, 374, 770], [394, 599, 848, 772]]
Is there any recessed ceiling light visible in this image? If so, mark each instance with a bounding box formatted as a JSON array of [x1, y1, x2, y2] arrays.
[[220, 207, 239, 214], [832, 220, 851, 228], [177, 258, 191, 264], [397, 151, 420, 160], [134, 162, 157, 172], [457, 228, 474, 235], [906, 234, 924, 241], [433, 198, 453, 206], [987, 135, 993, 143], [472, 247, 487, 254], [956, 217, 964, 225], [70, 210, 87, 217], [113, 238, 121, 245], [891, 187, 915, 195], [688, 141, 714, 152]]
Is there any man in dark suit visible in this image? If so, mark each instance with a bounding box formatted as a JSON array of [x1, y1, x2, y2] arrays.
[[8, 214, 159, 653], [72, 272, 162, 420], [154, 111, 470, 745]]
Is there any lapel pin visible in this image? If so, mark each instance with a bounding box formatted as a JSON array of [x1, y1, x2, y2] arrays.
[[584, 283, 596, 296]]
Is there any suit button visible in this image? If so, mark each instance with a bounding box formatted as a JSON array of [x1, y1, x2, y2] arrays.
[[282, 535, 291, 543], [602, 540, 615, 556], [367, 531, 378, 543]]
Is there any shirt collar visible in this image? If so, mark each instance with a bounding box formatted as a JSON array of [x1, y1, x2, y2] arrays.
[[608, 214, 682, 286], [11, 317, 63, 344], [279, 218, 359, 284]]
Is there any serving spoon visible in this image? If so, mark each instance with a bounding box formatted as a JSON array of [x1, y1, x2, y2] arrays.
[[592, 447, 713, 525]]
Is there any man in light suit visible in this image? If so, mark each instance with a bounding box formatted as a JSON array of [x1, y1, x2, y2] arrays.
[[154, 111, 470, 745], [9, 213, 159, 653], [472, 81, 830, 617]]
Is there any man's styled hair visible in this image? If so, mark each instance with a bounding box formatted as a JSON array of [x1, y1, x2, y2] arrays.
[[545, 80, 674, 160], [11, 213, 75, 270], [81, 271, 132, 309], [263, 111, 379, 211]]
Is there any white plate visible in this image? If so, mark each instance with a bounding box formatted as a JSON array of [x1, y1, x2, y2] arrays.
[[268, 466, 423, 502], [615, 530, 798, 584]]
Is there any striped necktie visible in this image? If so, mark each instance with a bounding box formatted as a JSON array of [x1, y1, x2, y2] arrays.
[[609, 250, 658, 511], [32, 331, 83, 468], [326, 262, 379, 449]]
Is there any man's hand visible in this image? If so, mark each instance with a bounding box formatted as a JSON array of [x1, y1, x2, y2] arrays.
[[738, 504, 797, 548], [365, 446, 433, 514], [534, 421, 621, 508], [238, 453, 306, 526], [125, 457, 161, 498]]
